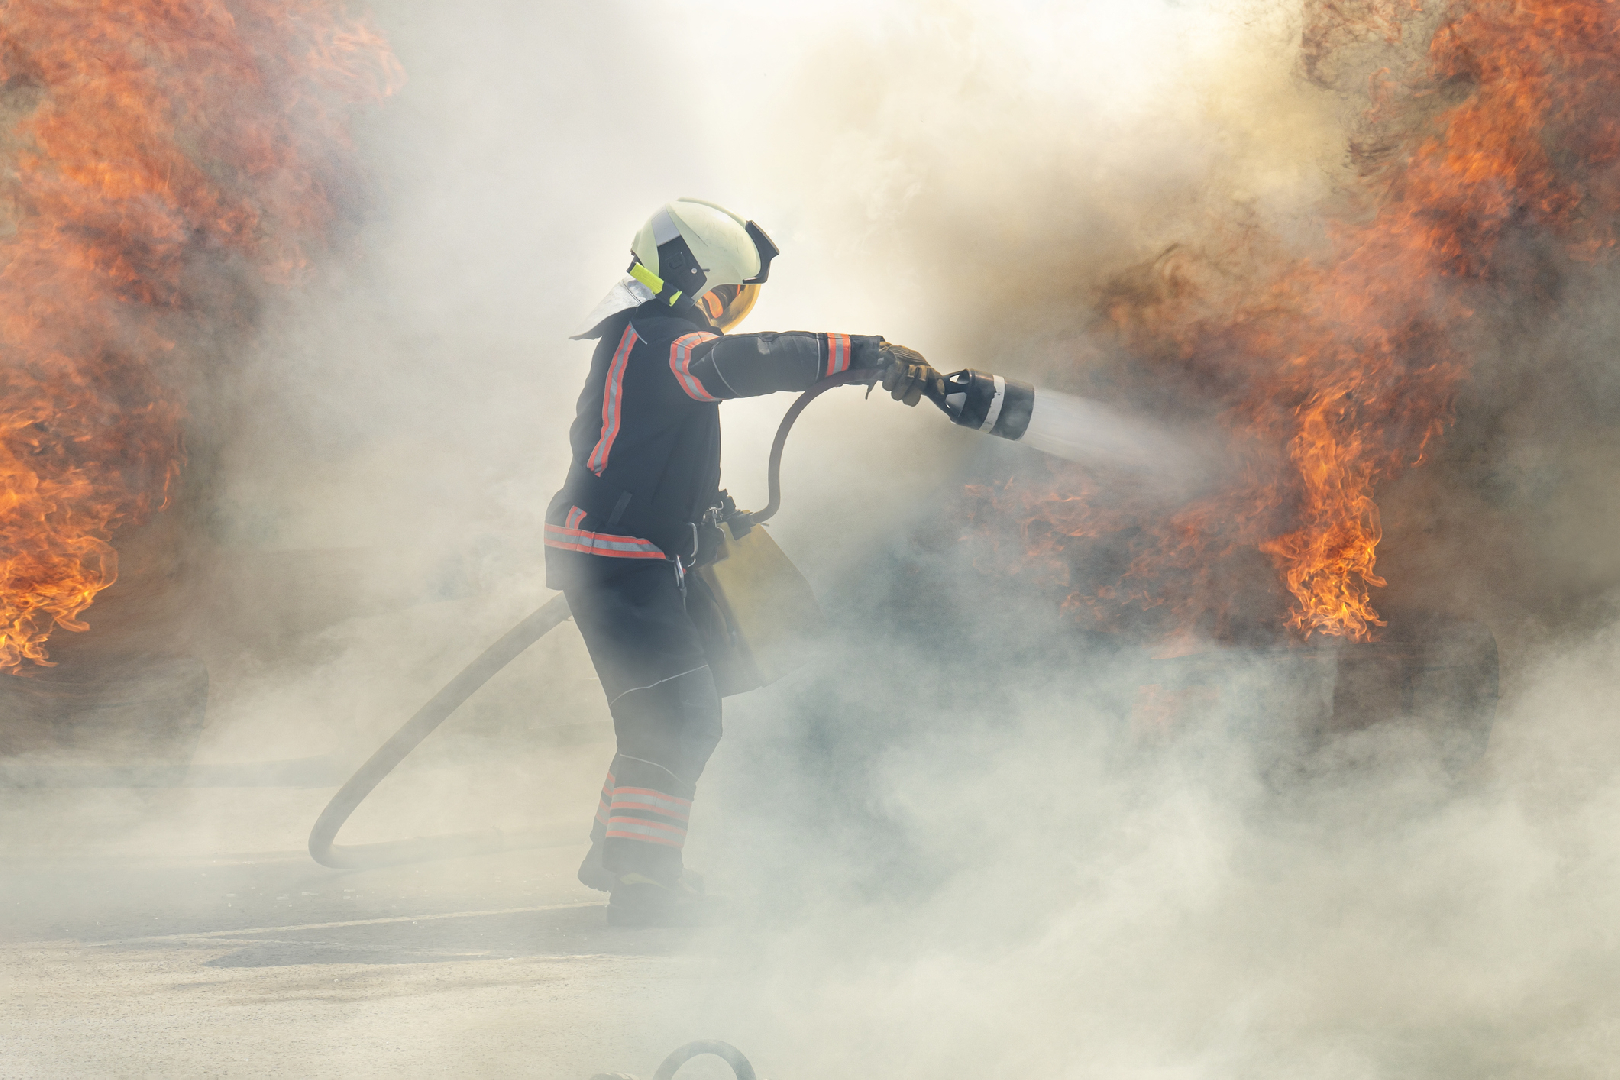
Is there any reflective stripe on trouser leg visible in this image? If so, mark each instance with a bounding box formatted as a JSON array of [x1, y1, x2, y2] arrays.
[[598, 664, 721, 881], [606, 783, 691, 848], [565, 562, 724, 884]]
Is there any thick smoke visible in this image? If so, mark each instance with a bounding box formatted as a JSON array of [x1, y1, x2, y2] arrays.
[[7, 1, 1620, 1076]]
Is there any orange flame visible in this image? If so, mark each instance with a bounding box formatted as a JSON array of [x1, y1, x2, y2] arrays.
[[0, 0, 401, 671], [976, 0, 1620, 644]]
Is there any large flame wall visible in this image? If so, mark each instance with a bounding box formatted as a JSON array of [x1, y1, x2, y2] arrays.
[[0, 0, 400, 672], [969, 0, 1620, 645]]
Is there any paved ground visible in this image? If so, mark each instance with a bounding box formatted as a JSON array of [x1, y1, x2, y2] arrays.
[[0, 726, 761, 1080], [1, 845, 755, 1079]]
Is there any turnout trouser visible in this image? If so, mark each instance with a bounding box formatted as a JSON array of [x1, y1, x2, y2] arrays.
[[565, 560, 723, 884]]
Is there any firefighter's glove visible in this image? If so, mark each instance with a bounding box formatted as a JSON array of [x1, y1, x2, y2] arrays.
[[879, 343, 944, 407]]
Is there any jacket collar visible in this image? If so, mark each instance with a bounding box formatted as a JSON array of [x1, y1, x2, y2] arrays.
[[634, 298, 719, 334]]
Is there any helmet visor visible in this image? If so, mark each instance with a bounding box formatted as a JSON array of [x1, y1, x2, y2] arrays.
[[699, 282, 762, 332]]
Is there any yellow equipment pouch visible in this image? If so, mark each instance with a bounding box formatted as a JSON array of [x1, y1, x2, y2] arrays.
[[690, 521, 827, 697]]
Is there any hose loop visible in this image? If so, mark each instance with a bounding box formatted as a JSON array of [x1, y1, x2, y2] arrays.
[[652, 1040, 757, 1080], [744, 370, 872, 527], [307, 595, 574, 868]]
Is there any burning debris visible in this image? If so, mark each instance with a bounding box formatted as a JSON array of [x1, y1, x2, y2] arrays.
[[969, 0, 1620, 647], [0, 0, 400, 673]]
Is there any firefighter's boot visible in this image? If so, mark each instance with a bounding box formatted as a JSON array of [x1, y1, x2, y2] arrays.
[[606, 872, 723, 928], [580, 840, 706, 897]]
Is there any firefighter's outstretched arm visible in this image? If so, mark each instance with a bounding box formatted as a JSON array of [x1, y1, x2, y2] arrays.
[[681, 332, 880, 398], [680, 332, 946, 404]]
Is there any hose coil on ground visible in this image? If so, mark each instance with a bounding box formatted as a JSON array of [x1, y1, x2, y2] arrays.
[[590, 1039, 758, 1080]]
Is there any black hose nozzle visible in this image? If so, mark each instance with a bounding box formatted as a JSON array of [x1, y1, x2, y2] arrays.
[[935, 368, 1035, 441]]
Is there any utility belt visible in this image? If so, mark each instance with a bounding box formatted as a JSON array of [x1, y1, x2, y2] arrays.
[[559, 463, 824, 698], [562, 463, 717, 565]]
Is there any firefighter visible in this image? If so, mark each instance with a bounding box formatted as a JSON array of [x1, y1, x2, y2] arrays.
[[548, 198, 941, 926]]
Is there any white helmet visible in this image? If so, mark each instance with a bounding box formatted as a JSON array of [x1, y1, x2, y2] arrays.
[[576, 198, 778, 338]]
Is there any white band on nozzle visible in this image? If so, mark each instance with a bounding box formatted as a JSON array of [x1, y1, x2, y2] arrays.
[[937, 369, 1032, 438], [980, 375, 1006, 433]]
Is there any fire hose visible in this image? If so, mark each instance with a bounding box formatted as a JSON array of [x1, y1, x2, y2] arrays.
[[308, 363, 1068, 868], [307, 370, 874, 869], [593, 1039, 758, 1080]]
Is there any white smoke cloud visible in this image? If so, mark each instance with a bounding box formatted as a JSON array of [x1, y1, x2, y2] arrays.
[[11, 1, 1620, 1075]]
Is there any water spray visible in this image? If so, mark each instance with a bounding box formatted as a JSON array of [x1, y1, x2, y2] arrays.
[[928, 368, 1203, 485]]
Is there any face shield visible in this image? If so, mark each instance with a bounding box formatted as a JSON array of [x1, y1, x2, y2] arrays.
[[697, 282, 762, 332]]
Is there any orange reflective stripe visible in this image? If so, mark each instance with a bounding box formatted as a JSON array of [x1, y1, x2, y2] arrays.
[[543, 521, 665, 559], [605, 823, 686, 847], [825, 333, 850, 376], [669, 332, 720, 402], [587, 325, 639, 473], [606, 816, 688, 847], [610, 798, 691, 822]]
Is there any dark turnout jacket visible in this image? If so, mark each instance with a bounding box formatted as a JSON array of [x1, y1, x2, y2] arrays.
[[544, 300, 881, 586]]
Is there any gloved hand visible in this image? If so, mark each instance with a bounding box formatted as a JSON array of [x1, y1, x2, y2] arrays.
[[879, 342, 945, 407]]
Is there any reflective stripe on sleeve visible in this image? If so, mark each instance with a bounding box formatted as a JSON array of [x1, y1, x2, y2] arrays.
[[824, 333, 851, 377], [586, 325, 640, 474], [670, 332, 721, 401]]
